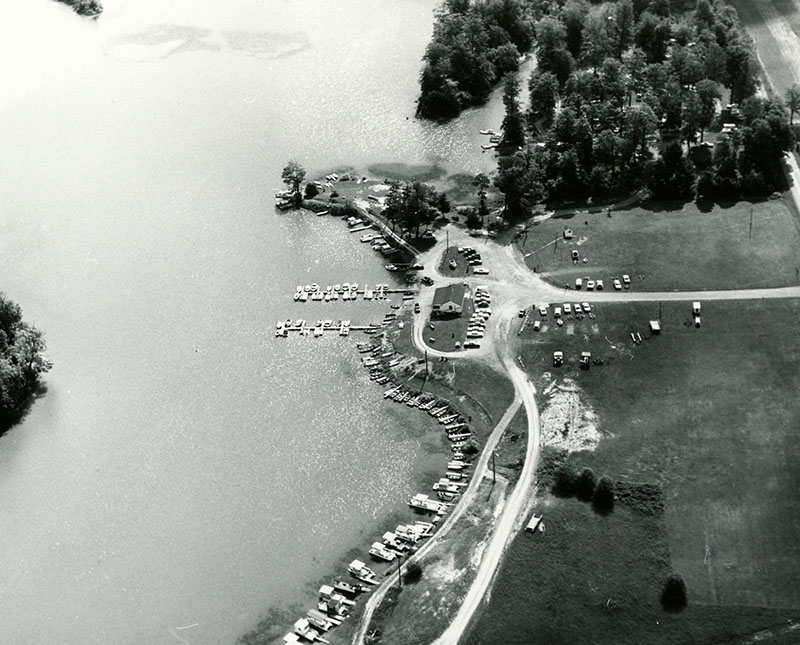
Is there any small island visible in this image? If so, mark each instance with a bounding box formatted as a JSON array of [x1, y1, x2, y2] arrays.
[[55, 0, 103, 17], [0, 293, 52, 431]]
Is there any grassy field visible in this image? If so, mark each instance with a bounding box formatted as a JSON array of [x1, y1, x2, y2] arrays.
[[465, 496, 793, 645], [518, 200, 800, 291], [465, 298, 800, 643]]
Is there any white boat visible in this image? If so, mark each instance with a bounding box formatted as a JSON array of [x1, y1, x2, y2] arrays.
[[408, 493, 446, 514], [299, 291, 308, 302], [333, 579, 364, 596], [293, 618, 323, 643], [384, 264, 399, 272], [348, 559, 379, 584], [294, 292, 301, 301], [433, 480, 460, 494], [319, 584, 356, 606], [369, 541, 396, 562]]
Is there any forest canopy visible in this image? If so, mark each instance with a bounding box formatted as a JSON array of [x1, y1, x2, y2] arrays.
[[475, 0, 794, 215], [0, 293, 52, 428]]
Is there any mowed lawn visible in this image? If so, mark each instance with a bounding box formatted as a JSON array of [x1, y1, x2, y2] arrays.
[[519, 200, 800, 291], [465, 497, 793, 645], [467, 298, 800, 643]]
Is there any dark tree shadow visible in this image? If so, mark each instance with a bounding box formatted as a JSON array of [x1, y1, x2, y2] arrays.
[[0, 382, 48, 438]]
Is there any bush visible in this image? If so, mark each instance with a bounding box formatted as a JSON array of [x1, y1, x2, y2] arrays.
[[576, 467, 597, 502], [462, 439, 480, 455], [661, 573, 688, 612], [592, 476, 615, 515], [465, 208, 483, 230], [404, 562, 423, 584], [552, 463, 577, 497]]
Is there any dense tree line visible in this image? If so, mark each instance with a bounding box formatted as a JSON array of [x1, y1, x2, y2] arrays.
[[417, 0, 543, 120], [489, 0, 793, 218], [0, 294, 52, 428], [56, 0, 103, 16], [382, 181, 450, 237]]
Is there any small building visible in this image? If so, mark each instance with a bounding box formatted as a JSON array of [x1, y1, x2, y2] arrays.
[[563, 228, 574, 239], [649, 320, 661, 334], [432, 283, 465, 317]]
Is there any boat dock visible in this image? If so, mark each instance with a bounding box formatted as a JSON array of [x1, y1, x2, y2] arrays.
[[293, 283, 417, 303]]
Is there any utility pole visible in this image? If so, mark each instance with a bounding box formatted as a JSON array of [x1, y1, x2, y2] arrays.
[[397, 554, 403, 589]]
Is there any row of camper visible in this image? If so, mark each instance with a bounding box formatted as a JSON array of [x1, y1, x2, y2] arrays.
[[281, 522, 436, 644]]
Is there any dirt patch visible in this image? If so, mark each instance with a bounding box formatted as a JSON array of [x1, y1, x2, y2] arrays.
[[538, 374, 601, 452]]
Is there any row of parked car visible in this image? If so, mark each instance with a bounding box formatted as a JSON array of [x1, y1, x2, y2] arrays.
[[575, 275, 630, 291], [464, 287, 492, 348]]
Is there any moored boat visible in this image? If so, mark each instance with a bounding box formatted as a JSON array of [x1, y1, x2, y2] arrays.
[[369, 541, 396, 562]]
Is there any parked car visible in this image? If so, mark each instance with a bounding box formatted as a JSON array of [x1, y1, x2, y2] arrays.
[[533, 320, 541, 331], [473, 267, 489, 275], [575, 278, 583, 290], [596, 280, 604, 290], [421, 276, 434, 286], [563, 303, 572, 314], [553, 351, 564, 366], [613, 279, 622, 290], [582, 302, 591, 312], [539, 305, 548, 316], [574, 303, 582, 314], [622, 274, 631, 285], [586, 280, 595, 290]]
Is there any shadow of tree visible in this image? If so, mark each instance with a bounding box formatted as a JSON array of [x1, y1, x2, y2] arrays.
[[0, 381, 48, 438]]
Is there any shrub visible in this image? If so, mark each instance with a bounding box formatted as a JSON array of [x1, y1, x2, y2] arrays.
[[661, 573, 688, 612], [552, 463, 577, 497], [404, 562, 423, 584], [304, 183, 319, 199], [576, 467, 597, 502], [592, 476, 615, 515]]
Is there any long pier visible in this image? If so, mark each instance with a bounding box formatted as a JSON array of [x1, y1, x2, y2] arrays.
[[293, 284, 417, 303]]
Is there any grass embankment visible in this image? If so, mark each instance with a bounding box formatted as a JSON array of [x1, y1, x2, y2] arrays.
[[519, 200, 800, 291], [466, 299, 800, 644]]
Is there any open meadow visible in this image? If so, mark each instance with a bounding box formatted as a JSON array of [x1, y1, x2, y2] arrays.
[[519, 200, 800, 292], [465, 298, 800, 643]]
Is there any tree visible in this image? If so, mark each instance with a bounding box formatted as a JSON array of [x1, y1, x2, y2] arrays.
[[786, 83, 800, 124], [696, 79, 721, 140], [552, 463, 578, 497], [536, 17, 575, 85], [623, 105, 657, 160], [581, 13, 612, 72], [576, 467, 597, 501], [501, 74, 526, 149], [592, 476, 615, 514], [281, 160, 306, 198], [661, 573, 688, 612], [563, 0, 589, 58], [726, 39, 759, 103], [473, 172, 491, 216], [528, 70, 559, 126], [613, 0, 635, 58], [404, 562, 423, 584]]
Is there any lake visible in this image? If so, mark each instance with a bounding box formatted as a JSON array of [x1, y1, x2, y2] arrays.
[[0, 1, 505, 642]]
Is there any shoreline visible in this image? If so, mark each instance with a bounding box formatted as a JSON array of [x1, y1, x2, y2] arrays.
[[243, 174, 511, 644]]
